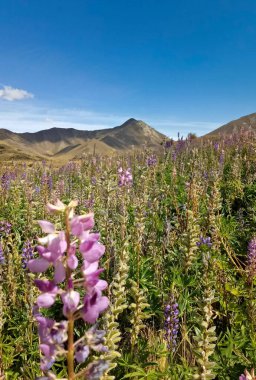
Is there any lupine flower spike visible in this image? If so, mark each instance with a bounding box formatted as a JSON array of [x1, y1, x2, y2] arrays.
[[163, 295, 179, 352], [117, 167, 133, 187], [247, 238, 256, 282], [28, 199, 109, 379]]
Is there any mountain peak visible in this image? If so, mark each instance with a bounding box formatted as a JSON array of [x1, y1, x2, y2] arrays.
[[120, 118, 138, 127], [0, 118, 166, 161]]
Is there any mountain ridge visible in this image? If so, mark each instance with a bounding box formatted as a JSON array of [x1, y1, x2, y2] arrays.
[[0, 118, 166, 161]]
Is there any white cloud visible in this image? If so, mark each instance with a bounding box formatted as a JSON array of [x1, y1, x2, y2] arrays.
[[0, 101, 221, 136], [0, 103, 127, 132], [0, 85, 34, 101]]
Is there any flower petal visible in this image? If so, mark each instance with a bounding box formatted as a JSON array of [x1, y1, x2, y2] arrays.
[[37, 292, 56, 308], [27, 258, 50, 273], [38, 220, 55, 234], [67, 254, 78, 270], [54, 261, 66, 283], [47, 199, 66, 213]]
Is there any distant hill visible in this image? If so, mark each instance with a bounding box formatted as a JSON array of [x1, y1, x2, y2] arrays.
[[206, 113, 256, 136], [0, 118, 166, 161]]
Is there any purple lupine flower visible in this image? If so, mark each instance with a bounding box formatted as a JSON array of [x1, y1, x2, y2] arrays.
[[247, 238, 256, 281], [219, 150, 225, 165], [164, 140, 173, 148], [1, 172, 11, 191], [85, 360, 109, 380], [214, 142, 219, 151], [35, 313, 68, 370], [74, 326, 107, 363], [41, 173, 48, 186], [75, 344, 90, 363], [48, 175, 53, 191], [21, 240, 34, 269], [118, 167, 133, 187], [41, 173, 53, 191], [146, 155, 157, 167], [196, 236, 212, 248], [91, 176, 97, 185], [0, 221, 12, 235], [203, 171, 208, 180], [176, 139, 186, 153], [57, 180, 65, 197], [164, 296, 179, 352], [0, 243, 5, 264], [85, 325, 107, 352]]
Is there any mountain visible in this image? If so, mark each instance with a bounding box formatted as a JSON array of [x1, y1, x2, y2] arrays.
[[0, 118, 166, 161], [206, 112, 256, 136]]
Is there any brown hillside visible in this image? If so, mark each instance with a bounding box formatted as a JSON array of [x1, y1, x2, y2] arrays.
[[0, 118, 166, 161], [206, 113, 256, 137]]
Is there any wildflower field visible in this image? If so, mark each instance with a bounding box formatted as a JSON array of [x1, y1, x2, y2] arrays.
[[1, 132, 256, 380]]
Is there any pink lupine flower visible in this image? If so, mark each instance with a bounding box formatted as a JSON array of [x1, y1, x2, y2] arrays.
[[35, 314, 67, 371], [29, 199, 109, 378], [239, 369, 255, 379], [38, 220, 56, 234], [71, 213, 94, 237], [67, 242, 78, 269], [35, 280, 59, 308], [28, 233, 66, 273], [67, 254, 78, 270], [47, 199, 66, 213], [80, 235, 105, 263], [40, 231, 67, 260], [27, 257, 50, 273], [53, 260, 66, 283], [82, 289, 109, 324], [61, 290, 80, 317], [82, 261, 107, 292]]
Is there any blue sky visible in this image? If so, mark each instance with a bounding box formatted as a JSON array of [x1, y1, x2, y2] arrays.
[[0, 0, 256, 137]]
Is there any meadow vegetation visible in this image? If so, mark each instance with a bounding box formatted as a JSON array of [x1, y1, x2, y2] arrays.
[[1, 132, 256, 379]]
